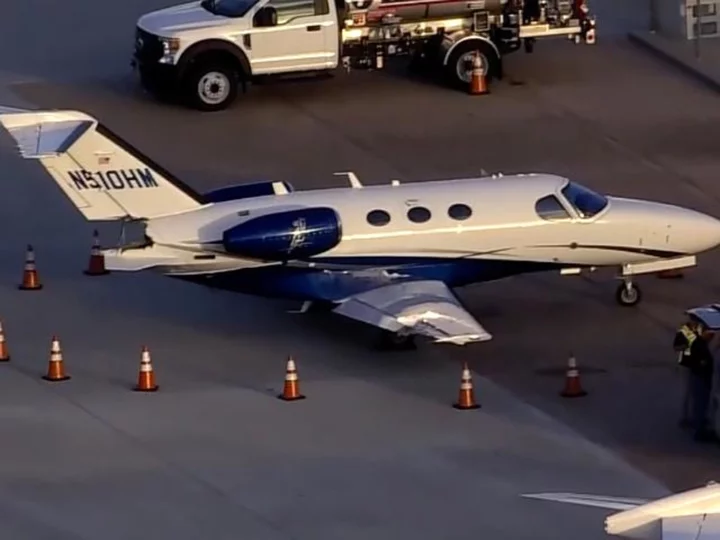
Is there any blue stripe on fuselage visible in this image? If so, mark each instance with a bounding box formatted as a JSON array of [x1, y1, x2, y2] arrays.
[[169, 257, 572, 302]]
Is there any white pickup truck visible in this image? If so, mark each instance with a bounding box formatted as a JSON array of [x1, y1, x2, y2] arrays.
[[131, 0, 596, 111]]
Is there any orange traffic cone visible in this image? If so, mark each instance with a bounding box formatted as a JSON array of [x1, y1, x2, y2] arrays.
[[84, 229, 110, 276], [560, 355, 587, 398], [469, 52, 489, 96], [18, 244, 43, 291], [278, 356, 305, 401], [453, 362, 480, 410], [0, 321, 9, 362], [134, 346, 159, 392], [42, 336, 70, 382], [657, 268, 684, 279]]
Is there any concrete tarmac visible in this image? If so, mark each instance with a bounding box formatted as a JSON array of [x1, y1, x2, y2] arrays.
[[0, 0, 716, 538]]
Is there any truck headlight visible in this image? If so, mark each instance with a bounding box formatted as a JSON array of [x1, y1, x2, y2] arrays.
[[161, 37, 180, 55]]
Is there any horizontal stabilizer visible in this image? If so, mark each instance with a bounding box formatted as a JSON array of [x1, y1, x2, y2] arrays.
[[521, 492, 648, 511], [102, 249, 179, 271], [100, 242, 269, 274], [0, 105, 33, 114]]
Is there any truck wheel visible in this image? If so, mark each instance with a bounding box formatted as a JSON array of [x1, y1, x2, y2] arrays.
[[445, 41, 498, 91], [183, 62, 239, 112]]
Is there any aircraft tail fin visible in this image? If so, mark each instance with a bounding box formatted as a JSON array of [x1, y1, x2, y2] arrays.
[[0, 106, 204, 221]]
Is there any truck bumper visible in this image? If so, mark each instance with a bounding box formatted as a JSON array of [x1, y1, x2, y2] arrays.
[[131, 55, 179, 97]]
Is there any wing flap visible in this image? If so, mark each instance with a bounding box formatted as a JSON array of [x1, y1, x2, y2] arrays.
[[333, 280, 492, 345]]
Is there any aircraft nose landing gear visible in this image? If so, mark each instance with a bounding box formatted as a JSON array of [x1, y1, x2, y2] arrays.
[[613, 257, 696, 308], [615, 279, 642, 307]]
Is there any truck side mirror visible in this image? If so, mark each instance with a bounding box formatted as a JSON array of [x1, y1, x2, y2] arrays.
[[253, 6, 278, 27]]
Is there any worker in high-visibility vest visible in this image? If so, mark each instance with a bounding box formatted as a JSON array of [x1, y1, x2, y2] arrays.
[[674, 318, 701, 428], [675, 319, 699, 357], [675, 320, 717, 441]]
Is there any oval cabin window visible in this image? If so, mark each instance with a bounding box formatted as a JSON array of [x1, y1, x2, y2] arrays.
[[367, 209, 391, 227], [448, 203, 472, 221], [407, 206, 431, 223]]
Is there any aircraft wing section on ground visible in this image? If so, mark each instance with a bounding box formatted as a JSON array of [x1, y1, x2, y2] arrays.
[[523, 484, 720, 539], [332, 279, 492, 345]]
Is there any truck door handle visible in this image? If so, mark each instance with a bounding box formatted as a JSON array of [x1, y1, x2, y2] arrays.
[[306, 24, 321, 31]]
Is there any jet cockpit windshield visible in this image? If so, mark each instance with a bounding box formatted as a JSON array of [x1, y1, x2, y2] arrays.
[[560, 181, 609, 219]]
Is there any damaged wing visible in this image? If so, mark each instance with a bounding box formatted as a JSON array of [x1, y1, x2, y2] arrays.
[[332, 279, 492, 345]]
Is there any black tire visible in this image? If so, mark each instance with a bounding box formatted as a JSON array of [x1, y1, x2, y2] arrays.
[[183, 61, 240, 112], [374, 329, 417, 351], [444, 40, 499, 91], [615, 282, 642, 307]]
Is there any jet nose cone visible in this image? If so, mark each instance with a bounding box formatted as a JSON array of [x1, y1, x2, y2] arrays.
[[683, 211, 720, 253]]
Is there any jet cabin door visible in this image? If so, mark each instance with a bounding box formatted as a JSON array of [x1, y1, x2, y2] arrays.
[[248, 0, 336, 74]]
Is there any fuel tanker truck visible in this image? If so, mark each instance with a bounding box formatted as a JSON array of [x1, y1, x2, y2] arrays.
[[132, 0, 597, 111]]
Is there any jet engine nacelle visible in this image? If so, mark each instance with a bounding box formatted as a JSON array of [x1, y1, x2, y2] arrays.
[[222, 207, 342, 261]]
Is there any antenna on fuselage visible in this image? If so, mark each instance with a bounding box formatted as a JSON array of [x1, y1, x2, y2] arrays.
[[334, 171, 363, 189]]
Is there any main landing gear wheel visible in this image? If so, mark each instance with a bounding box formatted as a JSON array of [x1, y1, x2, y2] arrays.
[[374, 329, 417, 351], [615, 281, 642, 307]]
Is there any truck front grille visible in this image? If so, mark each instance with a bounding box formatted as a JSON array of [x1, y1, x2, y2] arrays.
[[135, 27, 163, 63]]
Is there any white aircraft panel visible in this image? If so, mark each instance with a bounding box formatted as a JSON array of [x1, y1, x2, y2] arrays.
[[663, 514, 720, 540]]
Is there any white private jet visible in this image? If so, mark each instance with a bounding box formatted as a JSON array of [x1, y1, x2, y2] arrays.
[[1, 107, 720, 349], [522, 482, 720, 539]]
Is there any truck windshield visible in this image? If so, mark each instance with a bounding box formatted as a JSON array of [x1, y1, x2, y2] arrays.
[[201, 0, 256, 17], [560, 181, 608, 219]]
